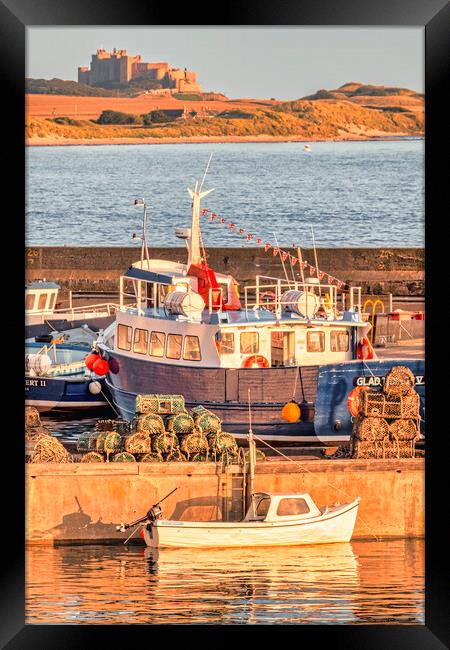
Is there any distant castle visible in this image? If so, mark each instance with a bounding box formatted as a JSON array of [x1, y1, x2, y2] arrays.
[[78, 48, 202, 93]]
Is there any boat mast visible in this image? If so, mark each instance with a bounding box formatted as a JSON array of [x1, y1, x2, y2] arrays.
[[247, 389, 257, 517], [187, 184, 214, 267]]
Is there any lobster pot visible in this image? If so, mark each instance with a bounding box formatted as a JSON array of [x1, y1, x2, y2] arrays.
[[30, 436, 73, 464], [80, 451, 104, 463], [164, 290, 205, 318], [140, 452, 164, 463], [352, 416, 389, 442], [207, 431, 238, 453], [112, 452, 136, 463], [380, 438, 417, 459], [87, 432, 99, 451], [95, 431, 109, 453], [26, 425, 51, 443], [389, 419, 420, 442], [165, 413, 195, 435], [241, 448, 266, 463], [95, 419, 130, 435], [190, 406, 221, 434], [280, 290, 320, 319], [179, 431, 209, 456], [135, 394, 185, 415], [219, 450, 239, 466], [384, 366, 416, 396], [152, 432, 178, 454], [360, 391, 420, 419], [351, 438, 385, 459], [133, 413, 165, 435], [124, 432, 152, 454], [76, 431, 93, 452], [164, 448, 186, 462], [189, 452, 209, 463], [104, 431, 123, 453], [25, 406, 41, 428]]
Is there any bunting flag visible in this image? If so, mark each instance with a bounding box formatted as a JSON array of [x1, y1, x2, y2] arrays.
[[199, 206, 348, 289]]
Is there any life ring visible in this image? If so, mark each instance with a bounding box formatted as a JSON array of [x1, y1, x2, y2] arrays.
[[242, 354, 270, 369], [357, 336, 374, 360], [347, 386, 366, 417]]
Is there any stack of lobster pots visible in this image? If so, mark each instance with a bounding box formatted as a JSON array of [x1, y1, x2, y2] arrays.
[[77, 395, 239, 463], [351, 366, 421, 459]]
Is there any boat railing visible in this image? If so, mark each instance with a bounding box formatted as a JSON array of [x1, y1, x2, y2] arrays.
[[244, 275, 362, 319], [29, 302, 122, 319]]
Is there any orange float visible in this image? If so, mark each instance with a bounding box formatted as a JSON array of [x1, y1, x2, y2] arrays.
[[347, 386, 366, 417], [281, 400, 301, 423], [357, 336, 374, 360], [242, 355, 270, 369]]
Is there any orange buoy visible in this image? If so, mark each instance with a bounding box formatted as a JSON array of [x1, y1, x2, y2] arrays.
[[357, 336, 374, 360], [92, 358, 110, 376], [242, 355, 270, 369], [347, 386, 366, 417], [281, 400, 301, 423], [85, 351, 100, 370]]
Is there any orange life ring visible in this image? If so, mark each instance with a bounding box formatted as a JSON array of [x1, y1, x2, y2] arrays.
[[242, 354, 270, 369], [357, 336, 374, 360], [347, 386, 366, 417]]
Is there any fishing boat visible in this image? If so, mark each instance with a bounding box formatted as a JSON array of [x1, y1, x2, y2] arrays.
[[25, 328, 108, 412], [117, 425, 360, 549], [25, 280, 118, 339], [96, 181, 424, 445]]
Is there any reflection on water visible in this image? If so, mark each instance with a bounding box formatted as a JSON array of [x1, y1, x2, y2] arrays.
[[26, 539, 424, 625]]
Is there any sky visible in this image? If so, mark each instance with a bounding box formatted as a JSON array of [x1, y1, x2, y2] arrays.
[[26, 27, 424, 100]]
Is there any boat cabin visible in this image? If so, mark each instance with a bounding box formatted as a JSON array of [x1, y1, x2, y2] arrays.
[[243, 492, 322, 521], [25, 281, 60, 316]]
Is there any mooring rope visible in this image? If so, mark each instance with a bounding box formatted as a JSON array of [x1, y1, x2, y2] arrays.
[[252, 433, 381, 542]]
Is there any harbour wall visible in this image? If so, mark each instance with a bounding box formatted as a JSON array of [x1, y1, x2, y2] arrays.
[[26, 246, 424, 296], [26, 458, 424, 545]]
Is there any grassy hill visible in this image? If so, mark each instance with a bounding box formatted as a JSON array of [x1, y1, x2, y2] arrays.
[[26, 81, 424, 144]]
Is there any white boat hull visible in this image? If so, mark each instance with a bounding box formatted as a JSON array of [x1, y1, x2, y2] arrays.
[[143, 499, 359, 549]]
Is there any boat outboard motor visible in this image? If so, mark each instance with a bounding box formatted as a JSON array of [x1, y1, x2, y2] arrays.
[[116, 487, 178, 533]]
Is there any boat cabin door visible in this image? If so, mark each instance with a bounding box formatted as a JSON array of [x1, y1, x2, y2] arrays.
[[271, 331, 295, 367]]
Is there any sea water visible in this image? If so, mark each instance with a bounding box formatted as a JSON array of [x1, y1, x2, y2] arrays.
[[26, 140, 424, 248]]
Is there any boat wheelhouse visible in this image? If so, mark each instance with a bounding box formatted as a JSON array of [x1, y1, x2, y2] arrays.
[[97, 182, 378, 443]]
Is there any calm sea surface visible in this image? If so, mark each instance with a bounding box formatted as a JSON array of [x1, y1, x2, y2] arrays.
[[26, 539, 424, 625], [26, 140, 424, 248]]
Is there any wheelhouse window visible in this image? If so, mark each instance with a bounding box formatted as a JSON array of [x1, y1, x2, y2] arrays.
[[255, 497, 271, 518], [133, 328, 148, 355], [48, 293, 57, 310], [167, 334, 182, 360], [25, 294, 35, 310], [240, 332, 259, 354], [219, 332, 234, 354], [37, 293, 48, 310], [306, 331, 325, 353], [149, 331, 165, 357], [183, 335, 201, 361], [276, 498, 310, 516], [117, 324, 132, 351], [330, 330, 349, 352]]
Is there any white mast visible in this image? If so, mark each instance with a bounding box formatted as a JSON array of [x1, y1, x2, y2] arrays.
[[187, 183, 214, 267]]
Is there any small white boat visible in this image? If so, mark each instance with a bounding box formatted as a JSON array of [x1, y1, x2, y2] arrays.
[[118, 403, 360, 549], [304, 144, 312, 152], [139, 491, 360, 549]]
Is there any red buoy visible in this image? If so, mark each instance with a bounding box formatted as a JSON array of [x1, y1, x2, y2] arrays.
[[92, 358, 110, 376], [85, 351, 99, 370]]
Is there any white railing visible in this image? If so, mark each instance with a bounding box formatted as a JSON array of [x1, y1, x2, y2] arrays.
[[244, 275, 362, 319]]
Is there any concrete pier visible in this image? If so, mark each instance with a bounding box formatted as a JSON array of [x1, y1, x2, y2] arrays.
[[26, 457, 424, 545], [26, 246, 424, 296]]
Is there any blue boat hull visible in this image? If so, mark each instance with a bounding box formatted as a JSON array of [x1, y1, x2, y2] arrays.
[[25, 375, 107, 413]]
